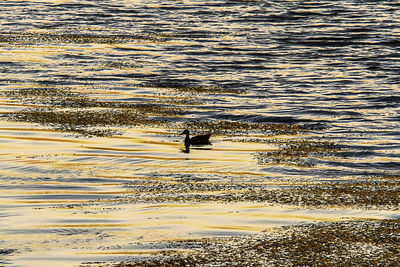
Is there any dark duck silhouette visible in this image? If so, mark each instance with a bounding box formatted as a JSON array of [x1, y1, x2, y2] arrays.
[[181, 129, 211, 150]]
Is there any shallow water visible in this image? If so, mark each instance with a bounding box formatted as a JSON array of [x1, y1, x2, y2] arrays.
[[1, 0, 400, 266]]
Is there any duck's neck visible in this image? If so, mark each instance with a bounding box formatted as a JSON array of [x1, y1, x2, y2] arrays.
[[184, 132, 190, 147]]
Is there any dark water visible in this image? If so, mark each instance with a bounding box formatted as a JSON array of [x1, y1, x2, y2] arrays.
[[1, 1, 400, 266]]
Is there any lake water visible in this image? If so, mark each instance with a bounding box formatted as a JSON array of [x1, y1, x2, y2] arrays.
[[1, 1, 400, 266]]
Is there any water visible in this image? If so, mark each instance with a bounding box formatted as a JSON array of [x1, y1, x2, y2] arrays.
[[1, 1, 400, 266]]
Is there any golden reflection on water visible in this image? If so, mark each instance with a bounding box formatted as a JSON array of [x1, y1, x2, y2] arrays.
[[1, 1, 400, 265]]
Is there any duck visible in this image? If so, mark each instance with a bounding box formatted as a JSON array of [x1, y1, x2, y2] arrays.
[[181, 129, 211, 150]]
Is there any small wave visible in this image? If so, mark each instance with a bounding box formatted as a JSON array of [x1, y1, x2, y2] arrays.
[[214, 114, 311, 124], [372, 95, 400, 103]]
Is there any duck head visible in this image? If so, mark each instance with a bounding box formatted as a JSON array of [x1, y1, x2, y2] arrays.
[[180, 129, 190, 135]]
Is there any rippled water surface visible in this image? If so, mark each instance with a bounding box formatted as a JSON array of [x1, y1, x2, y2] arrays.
[[1, 1, 400, 266]]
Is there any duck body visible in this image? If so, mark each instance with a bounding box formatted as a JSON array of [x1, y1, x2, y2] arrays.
[[181, 129, 211, 149]]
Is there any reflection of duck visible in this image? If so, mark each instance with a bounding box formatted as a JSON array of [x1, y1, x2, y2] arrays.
[[181, 129, 211, 150]]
